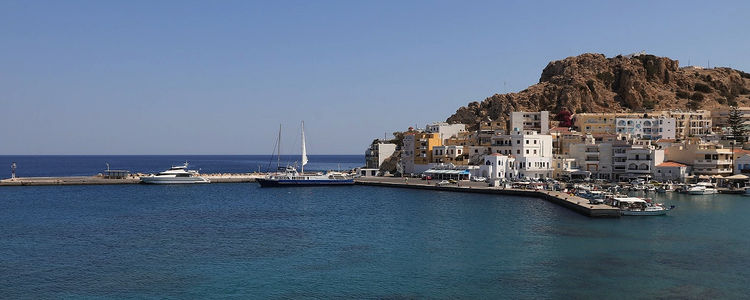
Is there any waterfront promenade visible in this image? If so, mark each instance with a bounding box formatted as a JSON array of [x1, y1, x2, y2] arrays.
[[355, 177, 621, 218]]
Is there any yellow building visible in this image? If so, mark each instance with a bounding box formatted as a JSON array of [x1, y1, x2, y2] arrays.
[[411, 132, 443, 165], [711, 107, 750, 130], [665, 139, 732, 175], [574, 113, 642, 135]]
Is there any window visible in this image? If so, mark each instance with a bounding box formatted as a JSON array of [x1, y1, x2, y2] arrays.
[[526, 140, 529, 144], [517, 150, 520, 154], [534, 140, 537, 144], [526, 149, 529, 154], [534, 150, 537, 154]]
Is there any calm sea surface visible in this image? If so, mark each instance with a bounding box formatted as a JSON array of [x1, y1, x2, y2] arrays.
[[0, 156, 749, 298]]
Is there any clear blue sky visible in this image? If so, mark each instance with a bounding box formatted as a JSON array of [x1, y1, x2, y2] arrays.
[[2, 0, 748, 155]]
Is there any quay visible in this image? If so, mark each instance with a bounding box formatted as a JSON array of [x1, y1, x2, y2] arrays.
[[355, 177, 622, 218], [0, 173, 263, 186]]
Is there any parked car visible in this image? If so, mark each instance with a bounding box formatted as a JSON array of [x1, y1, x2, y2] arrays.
[[448, 179, 457, 184], [471, 177, 486, 182], [436, 180, 450, 186]]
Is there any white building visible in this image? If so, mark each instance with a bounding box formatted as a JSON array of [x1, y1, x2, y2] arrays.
[[489, 130, 554, 179], [365, 142, 397, 169], [425, 122, 467, 143], [510, 111, 550, 134], [615, 117, 676, 140], [623, 141, 665, 180], [654, 161, 689, 182], [479, 153, 517, 182]]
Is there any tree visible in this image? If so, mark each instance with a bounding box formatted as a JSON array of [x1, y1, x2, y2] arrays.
[[556, 108, 573, 128], [728, 106, 747, 144]]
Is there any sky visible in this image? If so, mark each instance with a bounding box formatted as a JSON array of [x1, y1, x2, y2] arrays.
[[1, 0, 749, 155]]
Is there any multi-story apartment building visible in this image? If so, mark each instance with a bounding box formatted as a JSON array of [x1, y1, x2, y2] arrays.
[[365, 142, 397, 169], [402, 132, 442, 174], [550, 127, 584, 155], [657, 110, 712, 139], [623, 140, 665, 180], [570, 135, 663, 180], [665, 139, 732, 176], [431, 145, 468, 165], [574, 113, 642, 135], [489, 130, 554, 179], [425, 122, 467, 143], [510, 111, 550, 134], [615, 117, 676, 140], [711, 107, 750, 130]]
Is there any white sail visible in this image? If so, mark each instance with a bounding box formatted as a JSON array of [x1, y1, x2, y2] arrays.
[[301, 121, 308, 173]]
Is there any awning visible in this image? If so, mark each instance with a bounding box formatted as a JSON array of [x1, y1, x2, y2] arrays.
[[424, 169, 470, 175], [724, 174, 749, 180]]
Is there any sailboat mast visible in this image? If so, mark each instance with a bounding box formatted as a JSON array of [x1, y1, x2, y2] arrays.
[[277, 124, 281, 171], [301, 121, 306, 174]]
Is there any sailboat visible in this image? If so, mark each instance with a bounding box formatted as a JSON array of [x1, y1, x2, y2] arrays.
[[256, 121, 354, 187]]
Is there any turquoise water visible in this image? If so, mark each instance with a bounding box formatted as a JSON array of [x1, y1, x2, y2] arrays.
[[1, 185, 748, 298]]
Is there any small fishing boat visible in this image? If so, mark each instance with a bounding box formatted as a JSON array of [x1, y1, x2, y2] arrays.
[[611, 197, 673, 216]]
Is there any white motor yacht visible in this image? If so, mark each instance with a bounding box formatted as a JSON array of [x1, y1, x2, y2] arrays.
[[140, 163, 210, 184], [687, 182, 718, 195]]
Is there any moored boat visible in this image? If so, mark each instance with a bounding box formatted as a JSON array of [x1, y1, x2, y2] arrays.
[[687, 182, 718, 195], [140, 163, 210, 184], [611, 197, 673, 216], [257, 121, 354, 187]]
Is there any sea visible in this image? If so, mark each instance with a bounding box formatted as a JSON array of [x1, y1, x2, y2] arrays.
[[1, 156, 749, 298]]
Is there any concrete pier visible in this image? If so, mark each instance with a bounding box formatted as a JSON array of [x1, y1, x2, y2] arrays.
[[0, 173, 263, 186], [355, 177, 621, 218]]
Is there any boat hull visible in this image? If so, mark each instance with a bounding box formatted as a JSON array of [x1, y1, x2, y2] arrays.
[[140, 177, 210, 184], [688, 190, 717, 195], [621, 209, 668, 216], [256, 178, 354, 187]]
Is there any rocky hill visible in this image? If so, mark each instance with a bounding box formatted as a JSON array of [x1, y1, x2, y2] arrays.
[[447, 53, 750, 130]]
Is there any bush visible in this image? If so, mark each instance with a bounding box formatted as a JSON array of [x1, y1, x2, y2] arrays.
[[740, 71, 750, 79], [694, 83, 712, 93], [676, 90, 690, 98], [717, 98, 727, 105], [691, 92, 705, 101], [596, 72, 614, 85], [642, 99, 655, 110], [687, 99, 700, 110]]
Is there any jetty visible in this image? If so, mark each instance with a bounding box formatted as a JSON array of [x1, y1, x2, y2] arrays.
[[355, 177, 622, 218], [0, 173, 263, 186]]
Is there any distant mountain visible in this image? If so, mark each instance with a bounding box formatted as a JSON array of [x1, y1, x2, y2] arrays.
[[447, 53, 750, 130]]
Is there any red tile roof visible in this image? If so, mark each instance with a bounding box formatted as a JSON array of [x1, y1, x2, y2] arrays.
[[656, 161, 688, 167]]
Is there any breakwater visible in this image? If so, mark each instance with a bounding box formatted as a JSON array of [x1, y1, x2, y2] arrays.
[[355, 177, 621, 218], [0, 173, 262, 186]]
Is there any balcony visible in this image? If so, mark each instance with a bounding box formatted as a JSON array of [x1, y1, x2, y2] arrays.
[[694, 159, 731, 165]]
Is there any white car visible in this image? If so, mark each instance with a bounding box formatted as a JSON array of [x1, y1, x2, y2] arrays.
[[436, 180, 451, 186], [471, 177, 486, 182]]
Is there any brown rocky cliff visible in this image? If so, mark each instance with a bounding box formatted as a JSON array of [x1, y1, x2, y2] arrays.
[[447, 53, 750, 130]]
